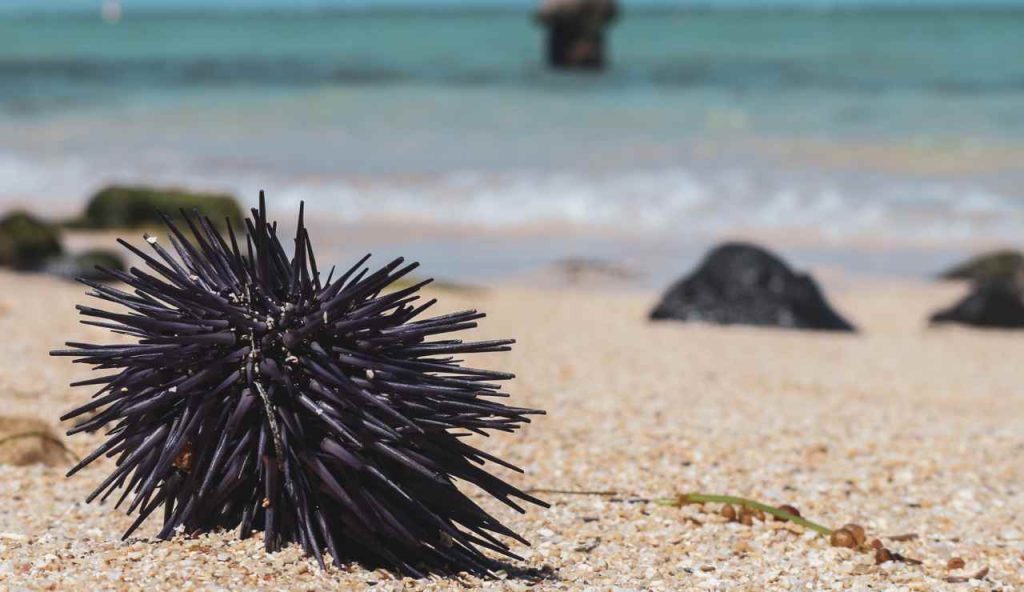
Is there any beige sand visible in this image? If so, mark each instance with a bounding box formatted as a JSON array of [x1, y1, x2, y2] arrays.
[[0, 270, 1021, 590]]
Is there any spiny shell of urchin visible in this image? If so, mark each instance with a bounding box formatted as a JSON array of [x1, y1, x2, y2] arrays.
[[52, 192, 546, 577]]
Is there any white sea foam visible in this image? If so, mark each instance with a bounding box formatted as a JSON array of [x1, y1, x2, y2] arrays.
[[1, 150, 1021, 249]]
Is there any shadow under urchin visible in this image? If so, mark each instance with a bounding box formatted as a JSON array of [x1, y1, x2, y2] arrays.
[[51, 192, 547, 577]]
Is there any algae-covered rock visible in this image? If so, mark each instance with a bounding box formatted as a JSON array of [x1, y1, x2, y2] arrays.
[[930, 278, 1024, 329], [74, 249, 126, 274], [76, 185, 244, 229], [43, 248, 126, 282], [939, 250, 1024, 283], [0, 211, 63, 270]]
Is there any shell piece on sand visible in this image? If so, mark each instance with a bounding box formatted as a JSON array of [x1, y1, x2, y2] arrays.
[[0, 416, 68, 466]]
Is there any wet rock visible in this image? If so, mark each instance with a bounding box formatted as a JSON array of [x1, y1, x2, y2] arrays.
[[74, 185, 243, 229], [930, 278, 1024, 328], [43, 249, 126, 282], [939, 250, 1024, 283], [650, 242, 856, 332], [0, 416, 68, 467], [0, 211, 63, 271], [535, 0, 618, 69]]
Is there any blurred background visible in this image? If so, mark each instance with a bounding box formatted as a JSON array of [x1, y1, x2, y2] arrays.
[[1, 0, 1023, 286]]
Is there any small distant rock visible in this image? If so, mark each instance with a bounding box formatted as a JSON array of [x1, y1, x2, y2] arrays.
[[0, 416, 68, 467], [0, 211, 63, 271], [0, 210, 126, 281], [649, 242, 856, 332], [552, 257, 639, 285], [42, 248, 126, 282], [73, 185, 244, 230], [930, 278, 1024, 328], [939, 250, 1024, 283]]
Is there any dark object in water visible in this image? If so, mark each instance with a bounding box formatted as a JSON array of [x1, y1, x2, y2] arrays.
[[43, 249, 126, 282], [930, 278, 1024, 328], [938, 249, 1024, 283], [52, 193, 546, 577], [535, 0, 617, 70], [73, 185, 243, 230], [650, 242, 856, 332], [0, 211, 63, 270]]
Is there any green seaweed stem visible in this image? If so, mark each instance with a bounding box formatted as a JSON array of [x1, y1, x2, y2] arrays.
[[662, 492, 833, 536]]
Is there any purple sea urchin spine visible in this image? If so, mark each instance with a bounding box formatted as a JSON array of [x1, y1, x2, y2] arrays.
[[52, 192, 546, 576]]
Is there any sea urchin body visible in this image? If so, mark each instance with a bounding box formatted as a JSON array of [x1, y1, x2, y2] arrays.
[[52, 192, 546, 576]]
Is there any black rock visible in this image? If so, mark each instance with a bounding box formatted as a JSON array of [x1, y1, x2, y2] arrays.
[[650, 242, 856, 332], [930, 278, 1024, 328], [938, 249, 1024, 283]]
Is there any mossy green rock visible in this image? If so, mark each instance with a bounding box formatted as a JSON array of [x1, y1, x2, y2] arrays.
[[77, 185, 243, 229], [44, 249, 126, 282], [74, 249, 126, 274], [940, 250, 1024, 283], [0, 211, 63, 270]]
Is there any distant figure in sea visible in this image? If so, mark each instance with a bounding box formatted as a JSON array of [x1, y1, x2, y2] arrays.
[[101, 0, 122, 24], [535, 0, 618, 70]]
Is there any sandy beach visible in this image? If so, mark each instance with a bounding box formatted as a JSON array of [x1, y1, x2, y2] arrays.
[[0, 268, 1020, 590], [2, 2, 1023, 589]]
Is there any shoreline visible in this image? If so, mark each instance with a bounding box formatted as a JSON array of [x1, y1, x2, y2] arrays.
[[2, 127, 1023, 252], [56, 221, 1012, 293]]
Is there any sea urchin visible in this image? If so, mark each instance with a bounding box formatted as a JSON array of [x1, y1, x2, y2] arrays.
[[52, 192, 546, 576]]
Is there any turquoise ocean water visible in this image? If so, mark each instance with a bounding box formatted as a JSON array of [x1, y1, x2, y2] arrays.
[[1, 7, 1023, 276]]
